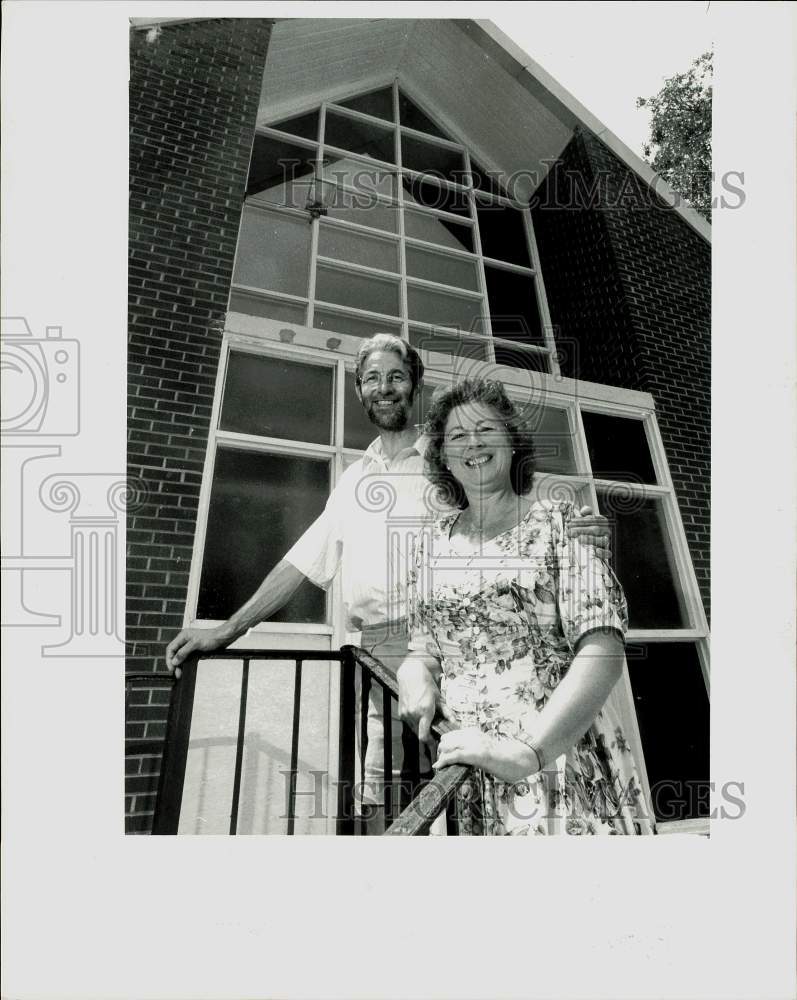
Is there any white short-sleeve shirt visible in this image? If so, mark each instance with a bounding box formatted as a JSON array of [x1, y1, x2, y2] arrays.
[[284, 433, 445, 630]]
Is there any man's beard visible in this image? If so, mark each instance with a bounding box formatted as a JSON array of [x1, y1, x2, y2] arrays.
[[366, 399, 411, 431]]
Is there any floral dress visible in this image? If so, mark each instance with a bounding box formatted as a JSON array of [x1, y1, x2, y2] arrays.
[[408, 500, 654, 836]]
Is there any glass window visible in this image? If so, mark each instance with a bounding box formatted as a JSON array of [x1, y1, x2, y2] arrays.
[[337, 87, 394, 122], [398, 92, 446, 139], [476, 199, 531, 267], [406, 245, 479, 291], [596, 491, 689, 629], [318, 224, 399, 273], [484, 267, 544, 344], [269, 110, 320, 142], [320, 157, 396, 200], [407, 284, 482, 331], [233, 208, 311, 298], [220, 352, 333, 444], [581, 411, 657, 484], [401, 134, 466, 184], [198, 448, 329, 623], [626, 643, 709, 822], [402, 176, 470, 216], [529, 407, 577, 475], [316, 264, 401, 316], [324, 110, 396, 164], [314, 309, 402, 340], [404, 209, 474, 252], [227, 291, 307, 326], [325, 186, 398, 233], [246, 134, 316, 209], [470, 161, 510, 198], [409, 327, 488, 363]]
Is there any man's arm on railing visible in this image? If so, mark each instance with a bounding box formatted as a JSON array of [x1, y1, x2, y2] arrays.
[[165, 559, 308, 677]]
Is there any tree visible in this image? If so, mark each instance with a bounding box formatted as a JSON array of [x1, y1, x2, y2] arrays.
[[637, 51, 712, 221]]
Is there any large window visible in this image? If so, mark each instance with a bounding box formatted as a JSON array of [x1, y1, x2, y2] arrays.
[[229, 83, 557, 373]]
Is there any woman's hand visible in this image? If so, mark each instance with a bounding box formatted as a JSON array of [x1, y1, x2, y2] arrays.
[[397, 655, 452, 745], [433, 727, 540, 782]]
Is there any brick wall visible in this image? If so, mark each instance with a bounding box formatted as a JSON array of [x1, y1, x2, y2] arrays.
[[532, 129, 711, 618], [126, 18, 273, 833]]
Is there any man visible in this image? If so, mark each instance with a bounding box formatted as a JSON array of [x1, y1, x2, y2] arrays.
[[166, 333, 609, 832]]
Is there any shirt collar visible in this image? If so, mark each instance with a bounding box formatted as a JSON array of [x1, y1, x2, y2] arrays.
[[362, 428, 428, 469]]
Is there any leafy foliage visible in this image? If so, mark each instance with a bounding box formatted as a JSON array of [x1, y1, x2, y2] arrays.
[[637, 51, 712, 221]]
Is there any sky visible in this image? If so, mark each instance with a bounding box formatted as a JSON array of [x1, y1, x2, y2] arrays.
[[490, 2, 715, 157]]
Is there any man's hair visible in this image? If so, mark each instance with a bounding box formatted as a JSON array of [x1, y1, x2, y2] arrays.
[[354, 334, 425, 394], [424, 378, 536, 509]]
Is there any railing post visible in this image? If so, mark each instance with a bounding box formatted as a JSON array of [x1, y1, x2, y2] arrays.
[[152, 656, 198, 835], [337, 645, 356, 835]]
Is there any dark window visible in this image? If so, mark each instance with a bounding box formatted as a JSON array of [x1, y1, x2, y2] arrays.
[[220, 353, 333, 444], [470, 161, 510, 198], [198, 449, 329, 623], [324, 110, 396, 164], [484, 267, 544, 344], [626, 643, 709, 822], [398, 92, 446, 139], [246, 135, 316, 206], [401, 134, 466, 184], [596, 491, 688, 629], [402, 176, 470, 216], [269, 110, 320, 142], [581, 411, 657, 484], [408, 327, 488, 364], [476, 199, 531, 267], [337, 87, 395, 122], [530, 407, 577, 475]]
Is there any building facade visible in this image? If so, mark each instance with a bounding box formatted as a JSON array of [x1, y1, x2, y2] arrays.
[[127, 18, 710, 835]]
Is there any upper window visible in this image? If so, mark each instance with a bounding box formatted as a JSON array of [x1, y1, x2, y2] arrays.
[[231, 83, 556, 373]]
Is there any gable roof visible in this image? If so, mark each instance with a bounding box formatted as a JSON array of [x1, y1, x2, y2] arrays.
[[131, 16, 710, 242]]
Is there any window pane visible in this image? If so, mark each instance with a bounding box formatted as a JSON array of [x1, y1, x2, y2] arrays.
[[492, 342, 551, 374], [228, 290, 306, 326], [470, 161, 510, 198], [198, 448, 328, 623], [314, 309, 402, 340], [476, 199, 531, 266], [409, 327, 488, 363], [406, 246, 479, 291], [316, 264, 401, 316], [484, 266, 544, 344], [269, 110, 320, 142], [596, 491, 689, 629], [325, 187, 398, 233], [581, 411, 657, 484], [324, 110, 396, 164], [407, 284, 482, 331], [398, 92, 446, 139], [404, 209, 473, 252], [220, 352, 333, 444], [401, 134, 466, 184], [626, 643, 709, 822], [531, 407, 577, 475], [402, 176, 470, 216], [318, 224, 399, 272], [233, 208, 311, 297], [337, 86, 394, 122], [321, 157, 396, 200], [246, 134, 316, 209]]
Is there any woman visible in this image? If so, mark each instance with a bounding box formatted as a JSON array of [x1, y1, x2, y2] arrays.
[[399, 378, 654, 835]]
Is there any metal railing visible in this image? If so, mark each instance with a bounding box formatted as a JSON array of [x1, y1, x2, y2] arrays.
[[125, 645, 469, 835]]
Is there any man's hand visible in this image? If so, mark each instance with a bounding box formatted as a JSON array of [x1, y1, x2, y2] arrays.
[[165, 626, 228, 679], [397, 656, 451, 745], [433, 727, 539, 782], [568, 504, 612, 562]]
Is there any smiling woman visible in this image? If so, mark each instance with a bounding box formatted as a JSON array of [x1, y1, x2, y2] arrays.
[[398, 377, 654, 835]]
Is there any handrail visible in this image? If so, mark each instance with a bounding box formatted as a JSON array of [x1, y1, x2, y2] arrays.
[[346, 646, 472, 836], [136, 645, 469, 836]]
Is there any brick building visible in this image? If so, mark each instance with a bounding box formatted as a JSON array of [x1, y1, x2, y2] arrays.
[[126, 17, 710, 835]]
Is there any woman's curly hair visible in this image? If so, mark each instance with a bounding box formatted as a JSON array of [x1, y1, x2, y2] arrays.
[[424, 378, 536, 509]]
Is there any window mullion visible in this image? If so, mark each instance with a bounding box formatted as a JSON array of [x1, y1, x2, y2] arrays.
[[523, 208, 559, 376], [462, 144, 493, 361], [395, 79, 409, 337], [307, 104, 326, 329]]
